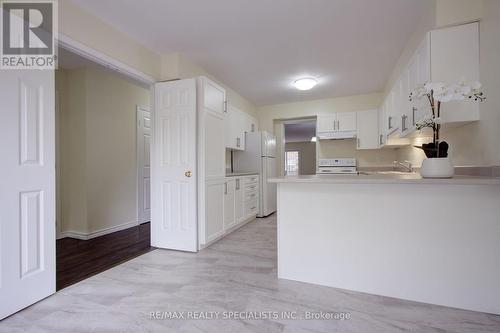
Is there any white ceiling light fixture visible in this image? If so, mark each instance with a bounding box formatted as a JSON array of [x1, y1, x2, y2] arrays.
[[310, 136, 318, 142], [293, 78, 318, 91]]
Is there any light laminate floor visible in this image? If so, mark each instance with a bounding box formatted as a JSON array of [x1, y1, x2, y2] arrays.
[[1, 215, 499, 332]]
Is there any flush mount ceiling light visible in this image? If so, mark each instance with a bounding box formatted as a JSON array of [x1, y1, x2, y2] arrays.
[[293, 78, 318, 91]]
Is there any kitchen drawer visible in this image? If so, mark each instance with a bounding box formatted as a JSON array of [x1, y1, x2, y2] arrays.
[[245, 191, 258, 202], [243, 175, 259, 185], [244, 183, 258, 194], [245, 199, 258, 216]]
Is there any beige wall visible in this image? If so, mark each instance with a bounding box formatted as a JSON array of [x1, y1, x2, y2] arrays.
[[57, 67, 150, 235], [285, 142, 317, 175], [319, 140, 397, 168], [57, 68, 88, 233], [59, 0, 162, 79]]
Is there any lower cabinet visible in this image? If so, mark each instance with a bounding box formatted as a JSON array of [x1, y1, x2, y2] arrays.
[[205, 179, 225, 243], [235, 178, 244, 223], [223, 179, 236, 229]]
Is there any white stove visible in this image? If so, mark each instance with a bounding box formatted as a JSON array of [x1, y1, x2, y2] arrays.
[[317, 158, 358, 174]]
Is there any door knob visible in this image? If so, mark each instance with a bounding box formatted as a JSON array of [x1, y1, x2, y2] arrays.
[[185, 171, 192, 178]]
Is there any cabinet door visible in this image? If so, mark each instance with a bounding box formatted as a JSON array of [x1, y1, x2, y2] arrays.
[[431, 22, 480, 123], [337, 112, 357, 132], [317, 115, 335, 133], [416, 34, 431, 124], [205, 180, 225, 243], [202, 78, 226, 116], [224, 106, 236, 149], [378, 108, 386, 147], [357, 110, 380, 150], [400, 66, 412, 134], [223, 180, 236, 230], [234, 178, 244, 223]]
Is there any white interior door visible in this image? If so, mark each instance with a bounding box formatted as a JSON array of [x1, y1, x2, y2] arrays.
[[151, 79, 198, 252], [137, 107, 151, 224], [0, 69, 56, 319]]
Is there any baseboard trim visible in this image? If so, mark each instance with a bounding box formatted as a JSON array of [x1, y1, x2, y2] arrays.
[[59, 220, 139, 240]]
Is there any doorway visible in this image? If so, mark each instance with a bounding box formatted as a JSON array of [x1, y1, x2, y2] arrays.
[[282, 119, 317, 176], [55, 47, 154, 290]]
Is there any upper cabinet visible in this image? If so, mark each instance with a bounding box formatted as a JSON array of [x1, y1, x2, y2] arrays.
[[383, 22, 480, 138], [317, 112, 357, 139], [201, 78, 227, 116], [224, 103, 258, 151], [430, 22, 480, 124], [357, 110, 380, 150]]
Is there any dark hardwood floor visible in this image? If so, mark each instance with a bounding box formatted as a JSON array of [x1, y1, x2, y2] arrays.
[[57, 222, 154, 290]]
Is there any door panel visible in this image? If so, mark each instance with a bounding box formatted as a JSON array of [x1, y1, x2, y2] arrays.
[[262, 158, 277, 216], [223, 180, 236, 229], [0, 69, 55, 319], [152, 79, 197, 252], [337, 112, 357, 132], [137, 108, 151, 223]]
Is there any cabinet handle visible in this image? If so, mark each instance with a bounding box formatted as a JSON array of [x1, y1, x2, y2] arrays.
[[402, 115, 408, 131], [236, 179, 240, 190], [251, 124, 255, 132], [223, 100, 228, 113], [357, 138, 360, 148], [388, 116, 393, 129], [412, 107, 417, 126], [379, 134, 383, 145], [236, 137, 240, 147], [224, 182, 227, 195]]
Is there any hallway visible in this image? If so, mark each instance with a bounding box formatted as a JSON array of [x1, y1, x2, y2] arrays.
[[1, 216, 499, 332]]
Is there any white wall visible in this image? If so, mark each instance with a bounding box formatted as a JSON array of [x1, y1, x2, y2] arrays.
[[57, 66, 150, 236]]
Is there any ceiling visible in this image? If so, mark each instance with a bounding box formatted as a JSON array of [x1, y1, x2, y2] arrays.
[[70, 0, 430, 106], [285, 121, 317, 143]]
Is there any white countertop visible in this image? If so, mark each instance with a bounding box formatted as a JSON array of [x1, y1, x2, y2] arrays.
[[268, 173, 500, 186], [226, 172, 259, 177]]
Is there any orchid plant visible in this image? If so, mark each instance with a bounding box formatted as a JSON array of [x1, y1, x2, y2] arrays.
[[409, 79, 485, 158]]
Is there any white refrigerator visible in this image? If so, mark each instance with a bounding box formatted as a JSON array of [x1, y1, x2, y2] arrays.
[[233, 131, 277, 217]]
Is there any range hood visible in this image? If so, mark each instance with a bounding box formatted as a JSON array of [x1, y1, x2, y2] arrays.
[[317, 130, 357, 140]]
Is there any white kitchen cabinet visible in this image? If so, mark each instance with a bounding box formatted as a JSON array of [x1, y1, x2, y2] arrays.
[[223, 179, 236, 229], [317, 112, 357, 139], [389, 22, 480, 138], [225, 104, 258, 151], [204, 179, 225, 243], [317, 115, 335, 133], [337, 112, 357, 132], [243, 112, 258, 134], [430, 22, 480, 124], [235, 178, 244, 223], [357, 110, 380, 150], [225, 104, 245, 151], [198, 77, 227, 247]]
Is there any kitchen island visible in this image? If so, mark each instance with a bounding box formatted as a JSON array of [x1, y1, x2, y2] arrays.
[[269, 174, 500, 315]]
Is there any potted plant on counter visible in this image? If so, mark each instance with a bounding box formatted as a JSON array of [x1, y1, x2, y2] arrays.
[[409, 79, 485, 178]]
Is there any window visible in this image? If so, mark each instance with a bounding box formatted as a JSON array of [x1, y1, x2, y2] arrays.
[[285, 151, 300, 176]]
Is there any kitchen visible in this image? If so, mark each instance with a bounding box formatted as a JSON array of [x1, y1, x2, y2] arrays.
[[2, 0, 500, 331]]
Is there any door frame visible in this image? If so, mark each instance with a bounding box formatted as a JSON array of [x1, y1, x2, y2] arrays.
[[56, 33, 156, 236], [136, 106, 151, 224]]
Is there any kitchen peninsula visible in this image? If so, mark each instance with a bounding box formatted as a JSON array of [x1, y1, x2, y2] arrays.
[[269, 174, 500, 315]]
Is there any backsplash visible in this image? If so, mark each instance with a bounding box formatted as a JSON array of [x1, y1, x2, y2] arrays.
[[318, 139, 398, 167]]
